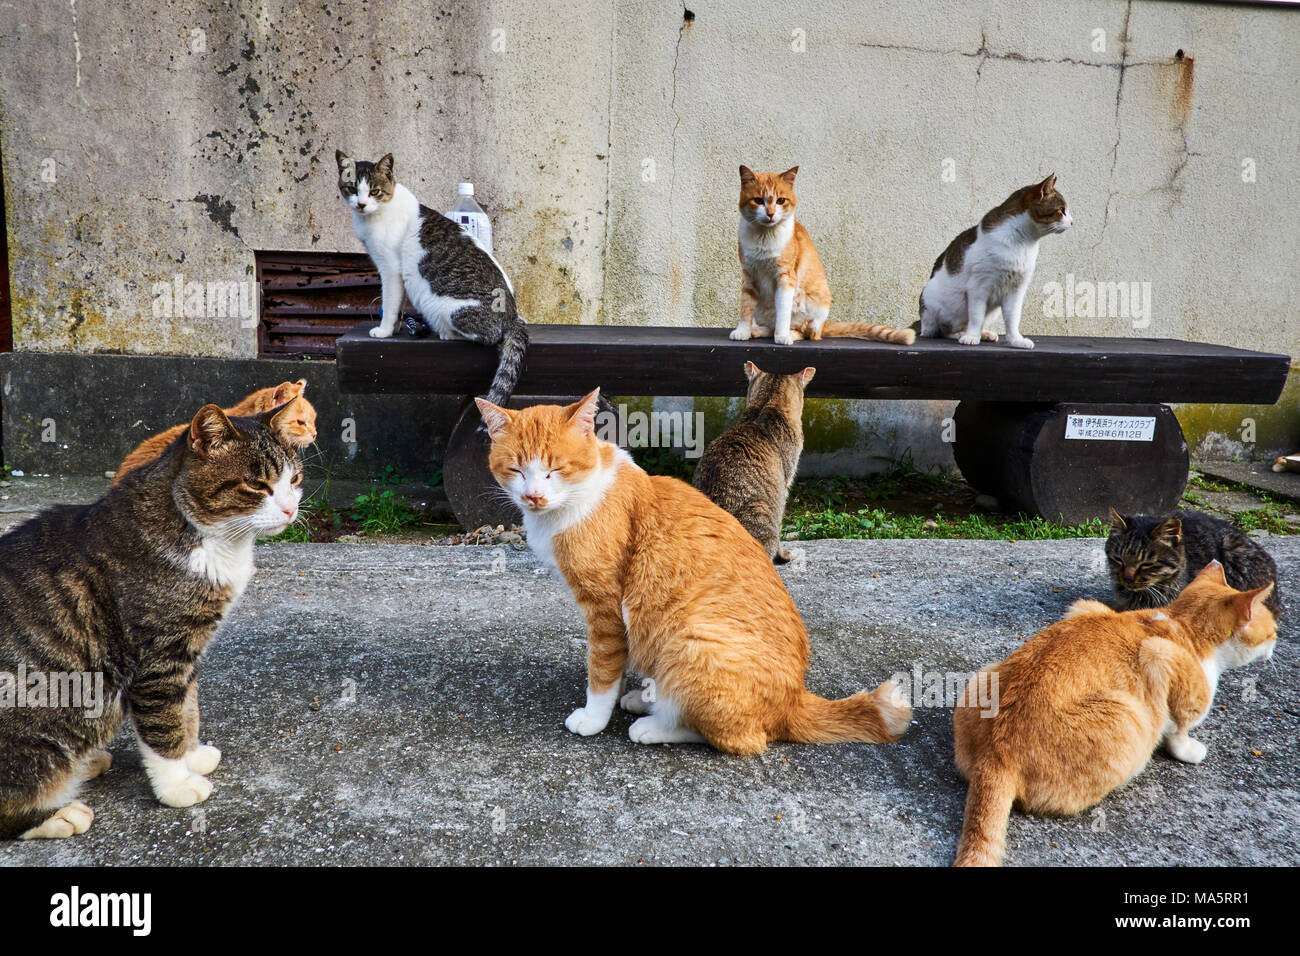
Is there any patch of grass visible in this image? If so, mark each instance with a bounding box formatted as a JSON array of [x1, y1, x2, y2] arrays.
[[1232, 508, 1296, 536], [784, 507, 1106, 541], [1186, 474, 1233, 493], [635, 447, 697, 482], [349, 487, 420, 535]]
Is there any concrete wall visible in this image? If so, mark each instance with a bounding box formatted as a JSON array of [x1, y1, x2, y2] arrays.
[[2, 0, 1297, 475]]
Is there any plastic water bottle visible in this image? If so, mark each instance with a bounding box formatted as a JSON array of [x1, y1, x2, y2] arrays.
[[448, 182, 493, 255]]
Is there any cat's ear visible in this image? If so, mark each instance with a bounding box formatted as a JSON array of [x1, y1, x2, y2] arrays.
[[1035, 172, 1056, 198], [189, 404, 240, 458], [336, 150, 352, 171], [743, 361, 762, 381], [779, 166, 799, 185], [474, 398, 513, 439], [565, 389, 602, 437], [1231, 582, 1275, 623], [739, 165, 756, 184], [799, 366, 816, 387], [270, 380, 304, 406], [1108, 507, 1128, 531], [376, 153, 395, 177], [261, 400, 299, 440], [1152, 517, 1182, 547], [1192, 559, 1227, 586]]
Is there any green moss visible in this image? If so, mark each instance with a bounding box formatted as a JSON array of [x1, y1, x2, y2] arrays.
[[1173, 366, 1300, 456]]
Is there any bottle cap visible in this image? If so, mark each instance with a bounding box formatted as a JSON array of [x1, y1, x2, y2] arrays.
[[457, 182, 474, 195]]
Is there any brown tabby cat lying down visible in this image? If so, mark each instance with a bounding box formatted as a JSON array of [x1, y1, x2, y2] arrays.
[[952, 562, 1277, 866], [476, 389, 911, 755], [114, 380, 316, 484], [0, 405, 302, 839]]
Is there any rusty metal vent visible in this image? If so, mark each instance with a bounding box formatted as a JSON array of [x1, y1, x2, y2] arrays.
[[256, 250, 395, 358]]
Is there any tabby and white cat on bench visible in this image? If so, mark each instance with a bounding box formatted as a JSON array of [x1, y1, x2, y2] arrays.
[[336, 150, 529, 407], [918, 173, 1072, 349]]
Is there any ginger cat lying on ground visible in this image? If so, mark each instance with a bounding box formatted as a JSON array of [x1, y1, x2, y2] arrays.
[[476, 389, 911, 754], [952, 561, 1277, 866], [114, 381, 316, 483]]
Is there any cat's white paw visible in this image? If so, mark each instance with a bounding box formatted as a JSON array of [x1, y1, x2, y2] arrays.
[[628, 716, 667, 744], [186, 744, 222, 776], [729, 326, 752, 341], [156, 773, 213, 808], [620, 689, 652, 715], [1007, 335, 1035, 350], [773, 332, 796, 346], [368, 325, 393, 339], [565, 707, 610, 736], [19, 801, 95, 840], [1168, 735, 1207, 764], [957, 332, 982, 346], [628, 716, 705, 745]]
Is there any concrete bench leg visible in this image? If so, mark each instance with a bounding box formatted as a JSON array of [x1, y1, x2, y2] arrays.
[[951, 401, 1189, 524]]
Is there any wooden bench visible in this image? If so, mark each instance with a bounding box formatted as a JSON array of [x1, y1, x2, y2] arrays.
[[336, 322, 1290, 530]]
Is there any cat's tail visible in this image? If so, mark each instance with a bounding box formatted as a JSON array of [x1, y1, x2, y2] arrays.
[[954, 759, 1018, 867], [794, 320, 917, 346], [785, 681, 912, 744], [485, 315, 529, 408]]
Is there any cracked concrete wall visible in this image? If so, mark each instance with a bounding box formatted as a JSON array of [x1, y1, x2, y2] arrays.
[[0, 0, 611, 357], [607, 0, 1299, 466], [1, 0, 1297, 467]]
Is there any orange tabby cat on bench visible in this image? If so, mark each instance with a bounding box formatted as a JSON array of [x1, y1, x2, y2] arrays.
[[114, 380, 316, 484], [730, 164, 915, 346], [952, 561, 1277, 866], [475, 389, 911, 755]]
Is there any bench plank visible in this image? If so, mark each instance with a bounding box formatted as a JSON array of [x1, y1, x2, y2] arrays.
[[335, 322, 1290, 405]]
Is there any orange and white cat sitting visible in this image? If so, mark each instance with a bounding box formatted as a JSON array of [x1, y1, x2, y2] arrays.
[[475, 389, 911, 754], [114, 380, 316, 483], [729, 165, 915, 347], [952, 561, 1277, 867]]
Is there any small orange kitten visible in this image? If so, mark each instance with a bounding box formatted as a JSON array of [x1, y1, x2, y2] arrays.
[[475, 389, 911, 754], [952, 561, 1277, 866], [729, 165, 915, 346]]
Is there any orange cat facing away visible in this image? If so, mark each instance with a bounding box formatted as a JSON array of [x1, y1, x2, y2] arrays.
[[475, 389, 911, 754], [730, 165, 915, 347], [952, 562, 1277, 866], [114, 380, 316, 483]]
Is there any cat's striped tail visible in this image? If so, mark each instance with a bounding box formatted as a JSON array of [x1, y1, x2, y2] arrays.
[[794, 320, 917, 345], [784, 681, 912, 745], [485, 314, 529, 408], [954, 760, 1017, 867]]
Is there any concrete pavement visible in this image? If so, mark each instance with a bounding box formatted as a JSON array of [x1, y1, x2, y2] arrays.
[[0, 537, 1295, 866]]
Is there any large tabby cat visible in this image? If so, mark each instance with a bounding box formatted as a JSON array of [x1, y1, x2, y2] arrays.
[[953, 562, 1276, 866], [0, 404, 302, 839], [336, 150, 528, 407], [475, 389, 911, 755], [693, 362, 813, 563], [1106, 508, 1281, 618]]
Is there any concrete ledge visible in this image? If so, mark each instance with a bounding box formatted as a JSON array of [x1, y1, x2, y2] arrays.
[[0, 352, 461, 481], [0, 538, 1293, 866]]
